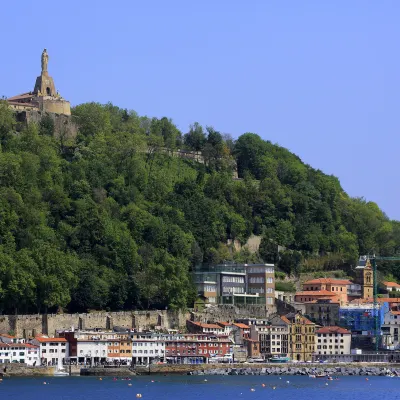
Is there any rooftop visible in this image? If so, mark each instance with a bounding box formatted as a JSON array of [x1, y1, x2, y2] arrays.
[[295, 290, 339, 297], [35, 337, 67, 343], [382, 281, 400, 288], [233, 323, 250, 329], [304, 278, 353, 285], [316, 326, 351, 335]]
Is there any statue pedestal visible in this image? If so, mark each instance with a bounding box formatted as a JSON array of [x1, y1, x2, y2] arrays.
[[34, 72, 57, 97]]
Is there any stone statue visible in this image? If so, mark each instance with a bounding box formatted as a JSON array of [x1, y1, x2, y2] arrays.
[[41, 49, 49, 73]]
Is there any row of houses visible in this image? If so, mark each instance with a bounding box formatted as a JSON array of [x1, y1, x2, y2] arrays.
[[0, 313, 352, 366]]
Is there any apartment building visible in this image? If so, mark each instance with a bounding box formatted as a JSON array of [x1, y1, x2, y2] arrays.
[[302, 278, 352, 305], [250, 315, 289, 358], [283, 312, 316, 362], [315, 326, 351, 356], [33, 337, 68, 366], [164, 334, 231, 364], [131, 332, 166, 365], [0, 343, 39, 365], [193, 263, 275, 309]]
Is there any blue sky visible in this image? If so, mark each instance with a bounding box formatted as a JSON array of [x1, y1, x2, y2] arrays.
[[2, 1, 400, 219]]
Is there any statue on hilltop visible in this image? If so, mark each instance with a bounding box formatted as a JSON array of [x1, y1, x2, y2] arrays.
[[41, 49, 49, 73]]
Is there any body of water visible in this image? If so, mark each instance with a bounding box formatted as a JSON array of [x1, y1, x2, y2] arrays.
[[0, 375, 399, 400]]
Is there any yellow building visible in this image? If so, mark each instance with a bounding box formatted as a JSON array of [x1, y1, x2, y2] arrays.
[[282, 312, 317, 362]]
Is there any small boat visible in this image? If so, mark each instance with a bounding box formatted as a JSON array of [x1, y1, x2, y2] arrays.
[[268, 356, 290, 363], [54, 360, 69, 376], [315, 373, 326, 378], [308, 374, 316, 378], [327, 376, 333, 381]]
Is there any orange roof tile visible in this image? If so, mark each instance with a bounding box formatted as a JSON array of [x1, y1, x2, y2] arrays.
[[217, 322, 231, 326], [35, 337, 67, 343], [304, 278, 353, 285], [233, 323, 250, 329], [316, 326, 351, 335], [295, 290, 338, 297], [382, 281, 400, 288]]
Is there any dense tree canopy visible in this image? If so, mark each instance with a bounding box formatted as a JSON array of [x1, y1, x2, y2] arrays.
[[0, 100, 399, 313]]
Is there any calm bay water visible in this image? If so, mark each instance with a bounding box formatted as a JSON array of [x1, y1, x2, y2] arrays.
[[0, 375, 399, 400]]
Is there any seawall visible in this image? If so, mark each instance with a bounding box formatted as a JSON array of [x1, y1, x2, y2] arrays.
[[136, 363, 400, 376]]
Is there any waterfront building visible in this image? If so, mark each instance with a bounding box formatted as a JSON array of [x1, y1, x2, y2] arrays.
[[131, 332, 166, 365], [381, 304, 400, 350], [243, 338, 260, 359], [315, 326, 351, 356], [283, 312, 316, 362], [0, 343, 39, 365], [33, 337, 68, 366], [62, 330, 131, 365], [339, 302, 389, 349], [231, 323, 250, 345], [251, 315, 289, 358], [164, 334, 231, 364]]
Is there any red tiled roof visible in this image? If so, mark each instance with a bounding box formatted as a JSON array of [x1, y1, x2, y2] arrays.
[[217, 322, 231, 326], [233, 323, 250, 329], [0, 334, 15, 338], [304, 278, 353, 285], [295, 290, 338, 297], [391, 311, 400, 315], [382, 281, 400, 288], [190, 321, 222, 329], [303, 317, 315, 325], [316, 326, 351, 335], [7, 92, 34, 101], [35, 337, 67, 343]]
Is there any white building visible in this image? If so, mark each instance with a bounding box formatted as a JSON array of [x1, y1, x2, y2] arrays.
[[131, 332, 166, 365], [216, 322, 233, 335], [381, 281, 400, 293], [33, 337, 68, 366], [76, 340, 108, 364], [0, 343, 39, 365], [0, 334, 26, 344], [382, 308, 400, 349], [315, 326, 351, 356]]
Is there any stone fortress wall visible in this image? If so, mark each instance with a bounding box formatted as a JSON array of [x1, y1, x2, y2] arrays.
[[0, 305, 276, 338]]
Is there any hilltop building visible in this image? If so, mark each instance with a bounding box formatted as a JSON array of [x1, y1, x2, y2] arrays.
[[7, 49, 71, 115]]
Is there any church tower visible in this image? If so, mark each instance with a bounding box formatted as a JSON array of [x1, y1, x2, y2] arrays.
[[355, 256, 374, 300]]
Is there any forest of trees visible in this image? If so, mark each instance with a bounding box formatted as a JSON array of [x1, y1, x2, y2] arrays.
[[0, 100, 399, 314]]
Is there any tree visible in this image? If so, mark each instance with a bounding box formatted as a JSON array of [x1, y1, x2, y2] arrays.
[[183, 122, 206, 151]]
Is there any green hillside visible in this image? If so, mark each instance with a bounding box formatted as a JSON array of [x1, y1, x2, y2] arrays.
[[0, 100, 399, 313]]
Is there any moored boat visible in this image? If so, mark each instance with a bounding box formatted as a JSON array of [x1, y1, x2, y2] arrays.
[[268, 355, 291, 363]]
